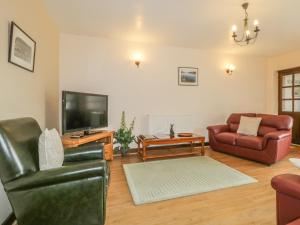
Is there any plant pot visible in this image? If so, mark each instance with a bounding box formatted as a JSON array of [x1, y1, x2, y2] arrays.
[[120, 145, 129, 156]]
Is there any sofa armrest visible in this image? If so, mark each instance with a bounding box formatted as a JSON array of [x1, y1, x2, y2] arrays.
[[64, 143, 104, 162], [5, 160, 107, 192], [264, 131, 291, 141], [207, 124, 229, 135], [271, 174, 300, 200]]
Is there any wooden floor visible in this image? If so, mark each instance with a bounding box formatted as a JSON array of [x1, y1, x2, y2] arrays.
[[106, 146, 300, 225]]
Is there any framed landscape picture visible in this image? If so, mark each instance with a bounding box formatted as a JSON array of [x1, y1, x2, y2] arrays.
[[8, 22, 36, 72], [178, 67, 198, 86]]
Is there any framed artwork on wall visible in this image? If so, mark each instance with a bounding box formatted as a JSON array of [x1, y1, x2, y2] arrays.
[[8, 22, 36, 72], [178, 67, 198, 86]]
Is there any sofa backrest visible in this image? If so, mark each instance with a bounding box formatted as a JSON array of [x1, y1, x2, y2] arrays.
[[0, 118, 41, 184], [226, 113, 293, 136], [257, 114, 293, 136], [226, 113, 256, 132]]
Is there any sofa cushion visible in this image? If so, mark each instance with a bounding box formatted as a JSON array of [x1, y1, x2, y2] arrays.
[[257, 126, 278, 136], [215, 132, 240, 145], [287, 218, 300, 225], [236, 135, 264, 150], [227, 113, 256, 132], [257, 114, 293, 130], [229, 123, 239, 132], [227, 113, 256, 124]]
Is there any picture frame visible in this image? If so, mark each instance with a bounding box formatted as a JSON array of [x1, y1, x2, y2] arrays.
[[178, 67, 198, 86], [8, 22, 36, 72]]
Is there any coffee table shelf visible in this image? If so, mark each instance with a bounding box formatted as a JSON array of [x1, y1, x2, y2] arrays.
[[137, 135, 205, 161]]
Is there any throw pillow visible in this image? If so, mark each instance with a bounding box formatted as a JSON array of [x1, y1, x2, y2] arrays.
[[237, 116, 262, 136], [39, 128, 64, 170]]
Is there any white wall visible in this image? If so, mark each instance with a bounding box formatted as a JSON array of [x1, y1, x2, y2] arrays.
[[0, 0, 59, 222], [267, 50, 300, 114], [60, 34, 268, 138]]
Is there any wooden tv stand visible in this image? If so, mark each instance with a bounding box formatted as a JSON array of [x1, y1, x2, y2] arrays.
[[61, 131, 114, 160]]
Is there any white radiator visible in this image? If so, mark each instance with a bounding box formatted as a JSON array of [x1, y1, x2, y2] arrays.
[[146, 114, 194, 135]]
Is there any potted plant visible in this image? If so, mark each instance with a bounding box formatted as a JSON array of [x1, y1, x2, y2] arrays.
[[115, 111, 135, 156]]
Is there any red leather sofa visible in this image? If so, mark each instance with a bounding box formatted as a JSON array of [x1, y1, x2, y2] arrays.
[[272, 174, 300, 225], [207, 113, 293, 165]]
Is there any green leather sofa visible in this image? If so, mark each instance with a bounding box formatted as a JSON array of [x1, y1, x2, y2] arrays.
[[0, 117, 109, 225]]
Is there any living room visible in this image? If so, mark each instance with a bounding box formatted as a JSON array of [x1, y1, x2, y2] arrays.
[[1, 0, 300, 225]]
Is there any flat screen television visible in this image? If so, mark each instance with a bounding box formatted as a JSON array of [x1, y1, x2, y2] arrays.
[[62, 91, 108, 134]]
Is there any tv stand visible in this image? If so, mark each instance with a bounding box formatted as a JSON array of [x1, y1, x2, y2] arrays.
[[62, 131, 114, 160]]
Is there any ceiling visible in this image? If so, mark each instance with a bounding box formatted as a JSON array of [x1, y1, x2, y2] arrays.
[[43, 0, 300, 56]]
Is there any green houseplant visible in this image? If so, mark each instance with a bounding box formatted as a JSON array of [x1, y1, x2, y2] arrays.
[[115, 111, 135, 156]]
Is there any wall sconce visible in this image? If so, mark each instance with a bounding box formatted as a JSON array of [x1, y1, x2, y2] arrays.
[[132, 52, 143, 68], [225, 64, 236, 75]]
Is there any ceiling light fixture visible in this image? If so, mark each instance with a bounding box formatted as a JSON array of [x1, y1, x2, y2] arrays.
[[231, 2, 260, 45]]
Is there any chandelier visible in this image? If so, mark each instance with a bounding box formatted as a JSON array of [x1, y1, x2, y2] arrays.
[[231, 2, 260, 45]]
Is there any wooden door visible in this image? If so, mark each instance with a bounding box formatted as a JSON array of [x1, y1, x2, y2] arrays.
[[278, 67, 300, 144]]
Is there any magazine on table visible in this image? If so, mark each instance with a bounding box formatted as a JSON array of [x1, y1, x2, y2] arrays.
[[141, 135, 157, 140], [154, 134, 170, 139]]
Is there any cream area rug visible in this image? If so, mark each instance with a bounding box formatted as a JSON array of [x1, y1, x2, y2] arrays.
[[123, 156, 257, 205]]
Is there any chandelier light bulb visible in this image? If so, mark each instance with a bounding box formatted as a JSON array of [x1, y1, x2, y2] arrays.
[[253, 19, 259, 26], [245, 30, 250, 36], [232, 25, 237, 32]]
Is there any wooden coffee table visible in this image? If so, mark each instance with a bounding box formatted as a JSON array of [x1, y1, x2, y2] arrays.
[[137, 134, 205, 161]]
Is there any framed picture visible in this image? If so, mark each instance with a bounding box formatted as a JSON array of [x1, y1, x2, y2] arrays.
[[178, 67, 198, 86], [8, 22, 36, 72]]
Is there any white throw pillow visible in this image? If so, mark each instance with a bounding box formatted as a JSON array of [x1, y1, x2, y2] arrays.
[[289, 158, 300, 168], [39, 128, 64, 171], [237, 116, 262, 136]]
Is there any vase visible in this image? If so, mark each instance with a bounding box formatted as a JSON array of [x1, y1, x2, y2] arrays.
[[170, 124, 175, 138]]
